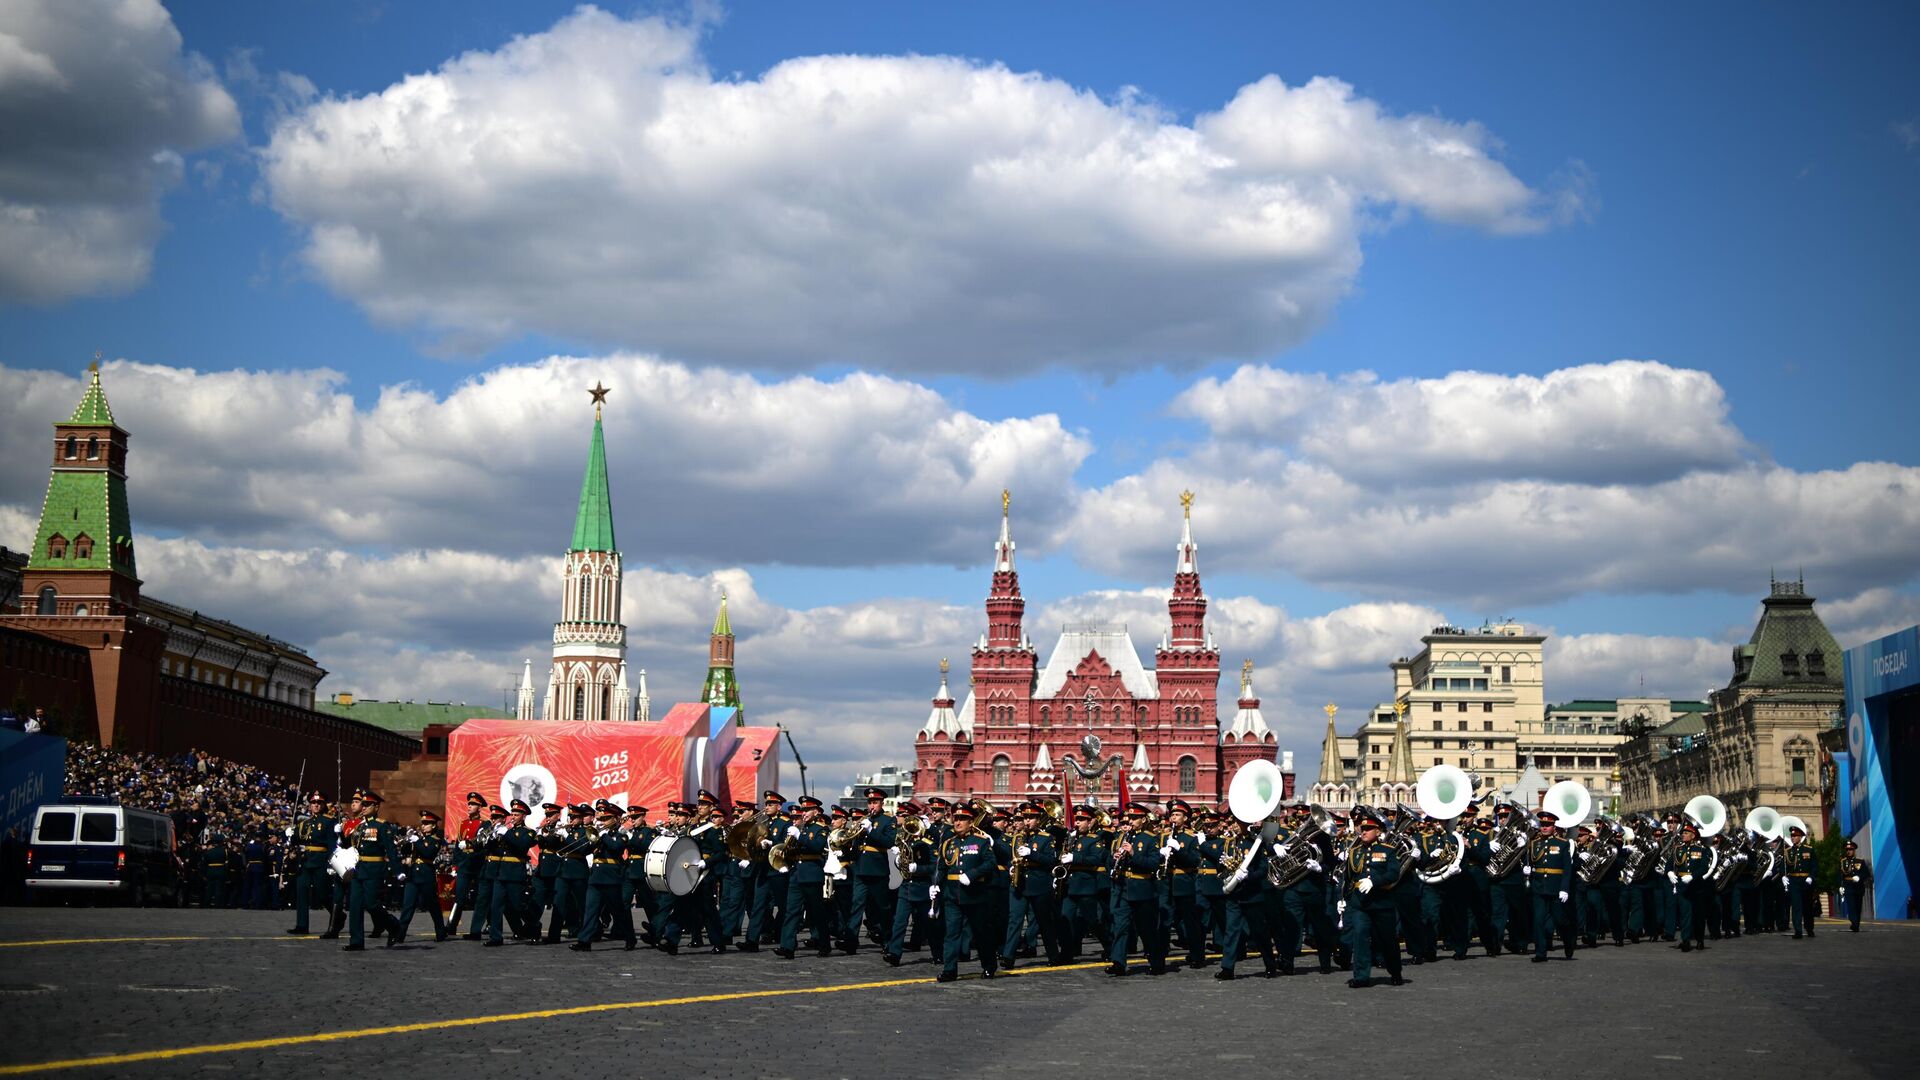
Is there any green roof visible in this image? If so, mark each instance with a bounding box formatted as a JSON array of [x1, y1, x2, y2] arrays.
[[569, 416, 617, 553], [1548, 699, 1619, 713], [1729, 582, 1844, 692], [69, 366, 116, 425], [712, 592, 731, 636], [315, 698, 509, 735], [1671, 700, 1711, 712]]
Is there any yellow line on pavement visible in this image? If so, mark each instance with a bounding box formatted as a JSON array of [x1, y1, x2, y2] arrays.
[[0, 960, 1123, 1075], [0, 935, 330, 949]]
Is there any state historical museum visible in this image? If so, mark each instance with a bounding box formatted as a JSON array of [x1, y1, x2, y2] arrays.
[[914, 492, 1279, 808]]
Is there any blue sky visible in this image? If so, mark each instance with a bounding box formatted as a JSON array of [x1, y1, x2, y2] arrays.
[[2, 1, 1916, 787]]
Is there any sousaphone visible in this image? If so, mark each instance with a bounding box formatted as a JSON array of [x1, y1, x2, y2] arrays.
[[1684, 794, 1728, 837], [1541, 779, 1592, 830]]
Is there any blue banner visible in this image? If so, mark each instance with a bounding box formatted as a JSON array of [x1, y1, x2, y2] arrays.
[[1845, 625, 1919, 920], [0, 730, 68, 841]]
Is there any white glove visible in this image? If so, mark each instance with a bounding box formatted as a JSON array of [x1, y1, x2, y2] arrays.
[[1305, 859, 1322, 873], [1839, 887, 1847, 897], [1578, 851, 1593, 862], [1017, 845, 1032, 857], [1522, 865, 1532, 877], [862, 818, 874, 832], [1782, 878, 1790, 891], [285, 827, 294, 838], [334, 823, 343, 833], [1668, 871, 1679, 884], [908, 862, 918, 873], [738, 859, 751, 869], [1169, 839, 1183, 851], [1273, 842, 1289, 858], [396, 873, 408, 883], [1357, 877, 1374, 895], [786, 826, 800, 839], [929, 885, 941, 900], [1850, 875, 1861, 883], [1488, 839, 1502, 853], [1681, 873, 1694, 884], [760, 838, 772, 848], [1061, 853, 1074, 864], [1557, 890, 1568, 903], [958, 872, 972, 886], [1159, 844, 1176, 858], [1337, 899, 1348, 915], [557, 828, 568, 839]]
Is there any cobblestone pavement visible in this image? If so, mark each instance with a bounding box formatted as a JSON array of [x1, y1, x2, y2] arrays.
[[0, 909, 1912, 1079]]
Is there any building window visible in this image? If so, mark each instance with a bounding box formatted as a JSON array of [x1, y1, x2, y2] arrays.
[[1483, 702, 1494, 713], [86, 435, 99, 460], [1459, 757, 1470, 768], [1371, 760, 1382, 771], [73, 534, 92, 560], [1039, 706, 1049, 727], [1432, 720, 1442, 731], [601, 685, 611, 720], [36, 585, 56, 615], [1432, 702, 1442, 712], [1501, 666, 1511, 684], [1458, 702, 1468, 712], [1791, 756, 1806, 788], [1807, 651, 1827, 677], [1457, 720, 1467, 731], [572, 685, 585, 720], [64, 435, 77, 459], [47, 534, 66, 560], [1178, 756, 1197, 793], [992, 755, 1011, 793], [1484, 757, 1495, 769], [1433, 756, 1443, 766], [1473, 678, 1488, 690], [1483, 720, 1493, 731]]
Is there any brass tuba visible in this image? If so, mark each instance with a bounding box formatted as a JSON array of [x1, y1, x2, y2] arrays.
[[894, 814, 925, 872], [725, 812, 768, 862], [1266, 804, 1331, 889]]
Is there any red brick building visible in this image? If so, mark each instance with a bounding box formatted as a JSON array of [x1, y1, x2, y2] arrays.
[[914, 492, 1280, 809]]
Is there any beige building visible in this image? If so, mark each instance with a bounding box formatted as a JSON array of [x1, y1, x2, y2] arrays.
[[1313, 620, 1701, 813], [1617, 578, 1842, 835]]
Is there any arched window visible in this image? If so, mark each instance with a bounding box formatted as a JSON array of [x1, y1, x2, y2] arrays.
[[1089, 704, 1101, 725], [37, 585, 57, 615], [64, 435, 77, 459], [991, 755, 1012, 793], [74, 604, 89, 616], [572, 685, 586, 720], [934, 764, 946, 791], [86, 436, 99, 460], [73, 534, 92, 560], [1039, 706, 1049, 727], [1178, 756, 1198, 793], [46, 534, 66, 560], [601, 685, 611, 721]]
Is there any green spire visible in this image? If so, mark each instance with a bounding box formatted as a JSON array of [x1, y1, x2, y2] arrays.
[[70, 362, 116, 425], [712, 590, 731, 635], [568, 414, 617, 553]]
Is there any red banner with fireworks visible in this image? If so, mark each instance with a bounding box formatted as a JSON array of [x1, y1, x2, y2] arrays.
[[443, 718, 695, 824]]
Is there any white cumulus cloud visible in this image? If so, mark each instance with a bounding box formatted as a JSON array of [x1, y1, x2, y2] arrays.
[[0, 0, 239, 303], [260, 5, 1564, 372]]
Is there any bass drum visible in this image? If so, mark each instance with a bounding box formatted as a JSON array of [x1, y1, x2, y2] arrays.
[[645, 834, 705, 896]]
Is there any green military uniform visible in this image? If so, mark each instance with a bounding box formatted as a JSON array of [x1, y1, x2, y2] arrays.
[[1342, 815, 1403, 987], [621, 810, 659, 943], [886, 808, 941, 964], [396, 818, 448, 944], [1839, 848, 1873, 931], [1671, 828, 1713, 950], [1107, 815, 1166, 975], [345, 802, 403, 950], [1002, 815, 1062, 967], [778, 803, 831, 956], [486, 806, 538, 946], [573, 803, 637, 950], [1525, 820, 1576, 961], [934, 817, 1000, 981], [1060, 826, 1111, 960], [200, 829, 230, 909], [1214, 828, 1274, 979], [1782, 832, 1818, 938], [287, 803, 336, 933], [1193, 824, 1228, 963], [543, 807, 593, 943]]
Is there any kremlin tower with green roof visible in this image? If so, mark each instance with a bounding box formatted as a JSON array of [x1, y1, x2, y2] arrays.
[[702, 590, 741, 715], [24, 362, 142, 616], [526, 383, 636, 722]]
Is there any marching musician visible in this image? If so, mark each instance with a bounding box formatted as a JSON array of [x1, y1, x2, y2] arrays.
[[1058, 806, 1110, 961], [775, 795, 831, 959], [1577, 821, 1626, 948], [394, 808, 449, 945], [1107, 804, 1167, 977], [450, 792, 487, 936], [655, 801, 708, 955], [1839, 841, 1872, 931], [933, 803, 1000, 982], [1340, 808, 1403, 988], [1192, 809, 1228, 966], [1391, 810, 1434, 965], [718, 798, 765, 952], [885, 801, 941, 966], [1001, 802, 1062, 969], [1523, 808, 1575, 963], [529, 803, 565, 942], [321, 791, 366, 939], [756, 790, 791, 945], [1670, 819, 1712, 952], [853, 787, 898, 951], [1782, 822, 1818, 939], [621, 805, 659, 945], [284, 791, 335, 936], [1159, 800, 1204, 969], [539, 804, 591, 943], [1213, 817, 1276, 980], [571, 800, 638, 952], [825, 805, 857, 953], [465, 803, 505, 941], [1272, 801, 1338, 975], [485, 801, 537, 947], [1416, 814, 1470, 962], [342, 792, 404, 952], [1484, 802, 1531, 957], [984, 806, 1015, 968]]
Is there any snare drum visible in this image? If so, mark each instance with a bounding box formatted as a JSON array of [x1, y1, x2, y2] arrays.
[[644, 834, 705, 896]]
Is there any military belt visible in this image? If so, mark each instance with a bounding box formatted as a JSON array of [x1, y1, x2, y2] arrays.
[[1789, 872, 1811, 878], [358, 856, 384, 863], [861, 845, 885, 853], [1172, 868, 1195, 875], [1198, 868, 1220, 875], [790, 854, 824, 862], [303, 845, 328, 852], [1125, 871, 1152, 880], [495, 856, 524, 863], [944, 873, 965, 881], [1537, 867, 1564, 874], [1069, 865, 1103, 872], [247, 860, 263, 866]]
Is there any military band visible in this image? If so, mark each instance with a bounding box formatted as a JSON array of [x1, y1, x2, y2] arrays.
[[277, 779, 1853, 986]]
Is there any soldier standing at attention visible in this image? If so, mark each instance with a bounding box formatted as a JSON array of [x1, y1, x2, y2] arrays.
[[286, 792, 335, 935], [1524, 808, 1576, 962], [485, 801, 537, 946], [1839, 841, 1872, 931], [1342, 809, 1403, 988], [1782, 822, 1819, 938], [571, 800, 637, 951], [934, 804, 1000, 982], [775, 795, 831, 959], [343, 792, 403, 951], [395, 809, 448, 945]]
